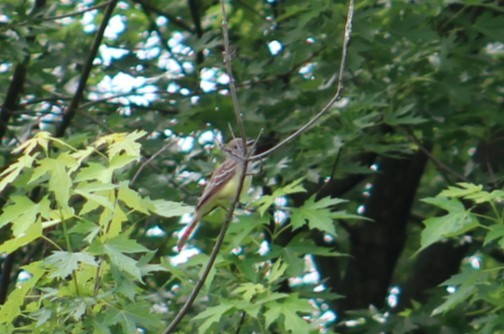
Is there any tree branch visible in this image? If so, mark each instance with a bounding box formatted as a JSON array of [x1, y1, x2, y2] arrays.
[[251, 0, 354, 161], [55, 0, 118, 137], [402, 126, 469, 182], [130, 140, 176, 186], [37, 1, 113, 22], [163, 1, 355, 332], [0, 0, 47, 141], [162, 1, 251, 332]]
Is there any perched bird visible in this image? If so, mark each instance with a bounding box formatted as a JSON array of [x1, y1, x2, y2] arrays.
[[177, 138, 255, 251]]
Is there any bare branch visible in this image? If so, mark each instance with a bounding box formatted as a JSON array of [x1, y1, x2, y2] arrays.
[[0, 0, 47, 141], [402, 126, 469, 182], [130, 140, 176, 186], [38, 1, 113, 22], [251, 0, 354, 161], [55, 0, 118, 137], [163, 1, 354, 332], [162, 1, 251, 332]]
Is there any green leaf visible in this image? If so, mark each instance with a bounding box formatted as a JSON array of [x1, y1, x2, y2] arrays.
[[0, 195, 41, 237], [149, 199, 192, 217], [109, 264, 138, 301], [432, 267, 482, 315], [225, 215, 268, 249], [264, 294, 313, 333], [45, 251, 97, 279], [109, 154, 140, 171], [105, 246, 142, 282], [137, 252, 168, 276], [255, 178, 306, 216], [192, 300, 235, 334], [279, 246, 305, 277], [100, 234, 149, 281], [290, 195, 346, 235], [94, 130, 146, 160], [117, 181, 152, 214], [418, 197, 479, 253], [0, 154, 37, 193], [106, 233, 149, 254], [438, 183, 504, 205], [0, 261, 45, 324], [12, 131, 51, 155], [384, 103, 426, 126], [74, 181, 117, 211], [74, 162, 113, 183], [102, 203, 128, 238], [286, 234, 346, 257], [28, 155, 76, 212], [439, 183, 484, 199], [70, 146, 95, 169], [0, 219, 43, 254], [267, 259, 288, 284], [232, 283, 265, 302], [484, 224, 504, 246], [103, 302, 160, 332]]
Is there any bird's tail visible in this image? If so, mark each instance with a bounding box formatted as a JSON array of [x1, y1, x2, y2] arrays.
[[177, 217, 199, 252]]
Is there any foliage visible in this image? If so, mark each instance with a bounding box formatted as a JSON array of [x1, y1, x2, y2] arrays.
[[0, 132, 189, 332], [0, 0, 503, 333]]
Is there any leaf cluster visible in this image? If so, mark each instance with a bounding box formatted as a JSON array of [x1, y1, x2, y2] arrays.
[[0, 131, 189, 333]]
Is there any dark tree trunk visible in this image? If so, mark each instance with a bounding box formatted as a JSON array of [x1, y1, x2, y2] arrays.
[[317, 149, 429, 313]]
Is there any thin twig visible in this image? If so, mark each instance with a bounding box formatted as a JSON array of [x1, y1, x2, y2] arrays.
[[162, 1, 355, 332], [403, 126, 469, 182], [130, 140, 176, 186], [250, 0, 354, 161], [162, 1, 251, 333], [55, 0, 118, 137], [78, 90, 179, 111], [220, 5, 247, 144], [38, 1, 113, 22]]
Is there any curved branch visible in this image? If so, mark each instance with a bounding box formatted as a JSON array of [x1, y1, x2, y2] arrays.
[[250, 0, 354, 161], [163, 1, 355, 332], [130, 140, 176, 186], [38, 1, 113, 22], [0, 0, 47, 141], [162, 1, 251, 332], [55, 0, 118, 137], [402, 126, 469, 182]]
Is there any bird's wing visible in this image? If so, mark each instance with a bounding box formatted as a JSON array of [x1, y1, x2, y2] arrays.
[[196, 159, 237, 212]]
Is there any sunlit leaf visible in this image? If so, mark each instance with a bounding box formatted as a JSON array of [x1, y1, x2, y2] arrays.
[[264, 294, 313, 333], [45, 251, 97, 279], [290, 195, 345, 235], [255, 178, 306, 216], [0, 261, 45, 324], [418, 197, 479, 253], [149, 199, 192, 217]]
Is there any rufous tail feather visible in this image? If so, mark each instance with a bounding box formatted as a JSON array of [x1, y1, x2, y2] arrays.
[[177, 218, 199, 252]]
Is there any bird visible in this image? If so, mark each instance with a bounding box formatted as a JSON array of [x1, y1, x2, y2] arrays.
[[177, 138, 255, 251]]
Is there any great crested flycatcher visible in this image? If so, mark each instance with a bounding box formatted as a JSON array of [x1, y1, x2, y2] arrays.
[[177, 138, 255, 251]]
